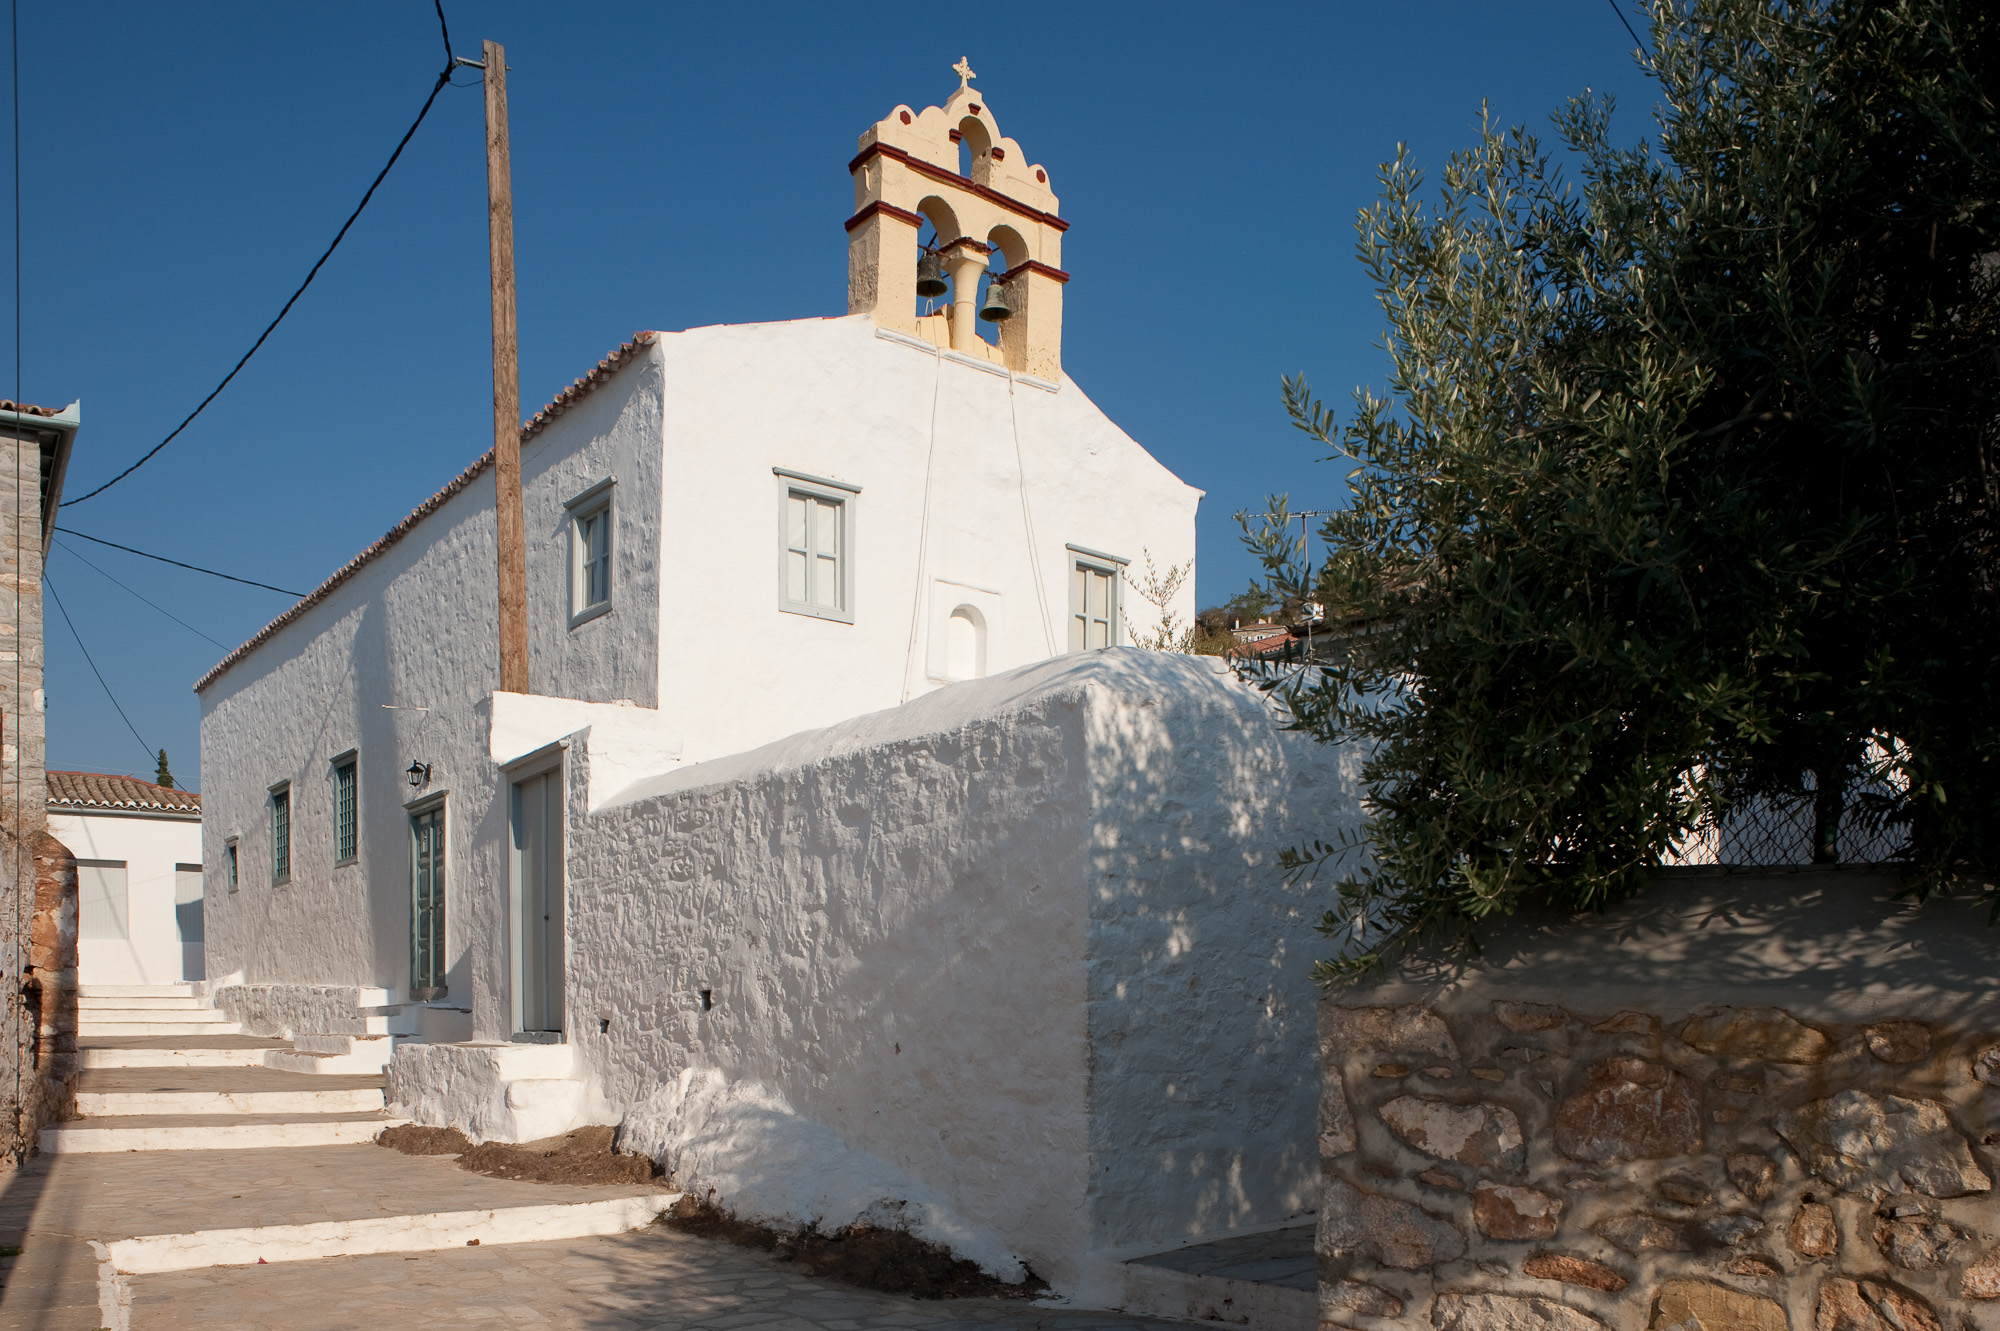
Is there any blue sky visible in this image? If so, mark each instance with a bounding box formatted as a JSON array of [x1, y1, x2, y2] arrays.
[[16, 1, 1658, 787]]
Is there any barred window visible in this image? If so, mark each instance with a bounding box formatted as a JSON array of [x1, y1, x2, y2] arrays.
[[334, 757, 358, 864], [271, 785, 291, 884]]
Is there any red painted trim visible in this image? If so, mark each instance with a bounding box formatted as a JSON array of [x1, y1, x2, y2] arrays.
[[1000, 259, 1071, 285], [843, 199, 924, 233], [941, 236, 993, 256], [846, 143, 1069, 233]]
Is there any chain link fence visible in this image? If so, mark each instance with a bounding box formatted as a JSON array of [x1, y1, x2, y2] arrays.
[[1666, 792, 1908, 868]]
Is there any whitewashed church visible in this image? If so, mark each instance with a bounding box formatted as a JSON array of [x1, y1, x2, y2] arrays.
[[193, 70, 1356, 1304]]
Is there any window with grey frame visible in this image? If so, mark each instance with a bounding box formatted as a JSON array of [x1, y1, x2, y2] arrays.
[[1067, 551, 1124, 651], [333, 754, 358, 864], [270, 784, 291, 884], [225, 839, 239, 893], [777, 470, 857, 623], [567, 479, 614, 626]]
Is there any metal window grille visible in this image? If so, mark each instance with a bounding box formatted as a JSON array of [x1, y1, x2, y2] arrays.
[[334, 760, 358, 862], [272, 788, 290, 882]]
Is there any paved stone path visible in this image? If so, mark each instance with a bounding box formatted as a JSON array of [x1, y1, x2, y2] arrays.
[[0, 1143, 1182, 1331], [137, 1225, 1178, 1331]]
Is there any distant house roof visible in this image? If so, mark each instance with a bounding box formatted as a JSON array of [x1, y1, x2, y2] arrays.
[[48, 771, 202, 818], [191, 333, 659, 696]]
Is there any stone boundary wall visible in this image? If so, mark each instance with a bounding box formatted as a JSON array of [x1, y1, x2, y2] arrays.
[[1317, 876, 2000, 1331]]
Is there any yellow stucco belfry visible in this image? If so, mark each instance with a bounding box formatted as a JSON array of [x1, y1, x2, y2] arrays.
[[845, 59, 1067, 380]]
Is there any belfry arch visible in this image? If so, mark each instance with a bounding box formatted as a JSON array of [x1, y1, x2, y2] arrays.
[[844, 59, 1069, 379]]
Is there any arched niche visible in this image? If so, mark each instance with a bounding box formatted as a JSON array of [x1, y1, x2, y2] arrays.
[[946, 605, 987, 681]]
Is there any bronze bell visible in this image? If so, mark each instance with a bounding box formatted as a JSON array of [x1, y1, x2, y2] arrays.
[[979, 277, 1013, 322], [916, 250, 948, 298]]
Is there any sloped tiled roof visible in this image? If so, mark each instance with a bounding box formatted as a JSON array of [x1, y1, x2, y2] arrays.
[[192, 332, 660, 695], [0, 399, 61, 418], [48, 771, 202, 817]]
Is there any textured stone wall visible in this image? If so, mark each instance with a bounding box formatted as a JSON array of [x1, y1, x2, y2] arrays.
[[1318, 880, 2000, 1331], [0, 430, 71, 1158]]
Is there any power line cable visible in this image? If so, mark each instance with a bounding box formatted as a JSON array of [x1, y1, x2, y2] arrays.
[[62, 30, 460, 508], [44, 573, 152, 760], [51, 536, 229, 649], [1605, 0, 1646, 51], [54, 527, 306, 597]]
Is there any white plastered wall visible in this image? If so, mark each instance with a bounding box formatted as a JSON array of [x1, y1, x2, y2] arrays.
[[50, 810, 202, 987], [650, 314, 1201, 765], [553, 650, 1356, 1295], [196, 350, 666, 1020], [196, 315, 1196, 1042]]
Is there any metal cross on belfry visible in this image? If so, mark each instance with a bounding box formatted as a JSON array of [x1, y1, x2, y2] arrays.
[[953, 56, 976, 90]]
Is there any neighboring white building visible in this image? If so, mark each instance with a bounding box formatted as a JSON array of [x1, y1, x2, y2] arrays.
[[192, 73, 1357, 1297], [47, 772, 203, 986]]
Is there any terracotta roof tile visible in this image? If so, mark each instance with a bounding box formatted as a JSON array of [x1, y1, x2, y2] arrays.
[[193, 333, 659, 695], [48, 770, 201, 816], [0, 399, 62, 418]]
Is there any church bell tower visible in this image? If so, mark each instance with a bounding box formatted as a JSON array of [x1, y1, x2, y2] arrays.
[[845, 60, 1069, 381]]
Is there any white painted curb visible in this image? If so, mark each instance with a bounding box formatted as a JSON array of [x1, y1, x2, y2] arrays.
[[106, 1192, 679, 1273]]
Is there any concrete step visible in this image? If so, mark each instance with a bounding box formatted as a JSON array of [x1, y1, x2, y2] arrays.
[[81, 1045, 271, 1069], [78, 983, 197, 1000], [41, 1111, 407, 1154], [77, 1086, 386, 1116], [105, 1193, 679, 1274], [80, 1020, 245, 1037], [79, 1005, 231, 1022], [77, 994, 210, 1011]]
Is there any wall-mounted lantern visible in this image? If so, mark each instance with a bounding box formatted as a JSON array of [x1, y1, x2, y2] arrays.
[[406, 760, 433, 790]]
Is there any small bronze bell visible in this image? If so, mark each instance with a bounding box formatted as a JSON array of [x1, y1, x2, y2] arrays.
[[916, 250, 948, 298], [979, 277, 1013, 322]]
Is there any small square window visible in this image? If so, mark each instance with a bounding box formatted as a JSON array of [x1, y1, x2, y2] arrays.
[[271, 784, 291, 885], [566, 478, 615, 627], [333, 756, 358, 865], [1067, 549, 1125, 651]]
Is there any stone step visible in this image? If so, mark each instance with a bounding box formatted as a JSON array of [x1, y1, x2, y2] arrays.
[[77, 994, 211, 1011], [80, 1020, 245, 1037], [105, 1193, 679, 1274], [79, 1004, 231, 1022], [77, 983, 197, 1000], [81, 1045, 271, 1069], [76, 1086, 387, 1116], [41, 1111, 407, 1154]]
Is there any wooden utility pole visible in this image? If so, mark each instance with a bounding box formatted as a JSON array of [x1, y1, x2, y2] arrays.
[[484, 38, 529, 695]]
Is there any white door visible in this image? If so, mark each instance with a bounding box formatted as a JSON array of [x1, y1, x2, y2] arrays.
[[511, 769, 565, 1034], [174, 863, 204, 981]]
